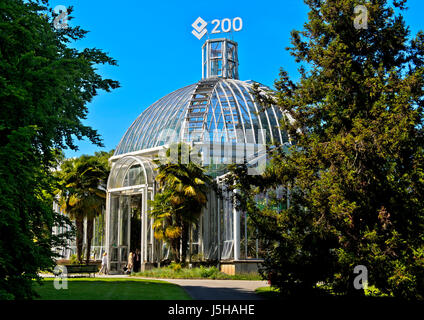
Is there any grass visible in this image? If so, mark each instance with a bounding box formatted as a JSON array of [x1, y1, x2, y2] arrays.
[[132, 265, 263, 280], [255, 286, 282, 300], [254, 286, 420, 313], [256, 284, 394, 300], [33, 277, 192, 300]]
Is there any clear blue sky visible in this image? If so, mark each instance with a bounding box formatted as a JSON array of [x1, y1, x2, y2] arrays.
[[52, 0, 423, 158]]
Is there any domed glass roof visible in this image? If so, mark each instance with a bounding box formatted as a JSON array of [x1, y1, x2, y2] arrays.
[[114, 78, 287, 156]]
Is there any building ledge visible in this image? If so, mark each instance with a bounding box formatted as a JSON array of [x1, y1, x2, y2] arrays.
[[219, 260, 263, 275]]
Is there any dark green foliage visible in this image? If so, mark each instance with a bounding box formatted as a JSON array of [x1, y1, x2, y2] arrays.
[[0, 0, 118, 299], [227, 0, 424, 299]]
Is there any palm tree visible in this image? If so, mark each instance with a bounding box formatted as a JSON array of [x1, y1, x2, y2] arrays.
[[150, 143, 212, 263], [56, 152, 110, 264], [149, 190, 182, 261]]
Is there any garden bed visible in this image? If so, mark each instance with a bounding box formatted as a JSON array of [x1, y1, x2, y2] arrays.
[[132, 264, 262, 280]]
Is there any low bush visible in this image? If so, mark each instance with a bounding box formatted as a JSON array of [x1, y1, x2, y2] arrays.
[[132, 266, 262, 280], [199, 266, 219, 278], [69, 254, 79, 265], [169, 262, 182, 272]]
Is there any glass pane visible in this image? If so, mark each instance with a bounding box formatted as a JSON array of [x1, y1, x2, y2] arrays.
[[115, 84, 197, 154], [110, 196, 119, 248], [227, 43, 235, 60], [110, 263, 118, 271], [210, 42, 222, 58], [128, 164, 145, 186], [111, 247, 118, 262], [119, 196, 129, 246], [228, 61, 235, 78], [120, 247, 128, 263], [210, 59, 222, 77]]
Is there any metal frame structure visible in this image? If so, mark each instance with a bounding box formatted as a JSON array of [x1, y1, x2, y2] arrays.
[[105, 156, 156, 271], [103, 38, 290, 272], [114, 78, 287, 156], [202, 38, 239, 80]]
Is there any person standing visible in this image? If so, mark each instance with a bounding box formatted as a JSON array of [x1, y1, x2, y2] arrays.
[[126, 252, 134, 274], [99, 252, 108, 275]]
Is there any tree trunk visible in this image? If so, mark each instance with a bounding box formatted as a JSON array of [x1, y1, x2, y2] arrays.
[[171, 238, 180, 263], [75, 217, 84, 264], [86, 217, 94, 264], [174, 215, 182, 263], [181, 222, 189, 265]]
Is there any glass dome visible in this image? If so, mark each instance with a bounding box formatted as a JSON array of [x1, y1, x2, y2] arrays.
[[114, 78, 287, 156], [104, 39, 290, 270]]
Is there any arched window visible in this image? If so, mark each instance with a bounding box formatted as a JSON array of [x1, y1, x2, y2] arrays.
[[107, 156, 155, 191]]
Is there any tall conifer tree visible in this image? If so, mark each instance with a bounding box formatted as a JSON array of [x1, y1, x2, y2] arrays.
[[228, 0, 424, 299]]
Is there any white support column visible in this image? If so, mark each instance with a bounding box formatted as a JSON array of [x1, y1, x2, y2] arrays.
[[206, 41, 209, 78], [143, 188, 148, 262], [202, 43, 205, 79], [140, 193, 144, 263], [233, 189, 240, 261], [150, 221, 154, 262], [199, 208, 203, 258], [127, 196, 131, 253], [150, 193, 154, 262], [223, 40, 227, 78], [217, 191, 221, 261], [83, 217, 87, 250], [117, 196, 122, 263], [244, 211, 248, 259], [105, 192, 112, 269]]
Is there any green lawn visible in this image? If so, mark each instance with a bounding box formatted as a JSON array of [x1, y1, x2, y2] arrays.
[[34, 278, 191, 300], [255, 285, 397, 301], [255, 286, 282, 300]]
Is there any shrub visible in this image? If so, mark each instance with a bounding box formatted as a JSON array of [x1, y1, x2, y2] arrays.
[[199, 266, 219, 278], [132, 266, 262, 280], [69, 254, 79, 265], [169, 262, 182, 272]]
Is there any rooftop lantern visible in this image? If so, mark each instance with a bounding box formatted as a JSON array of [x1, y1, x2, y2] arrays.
[[202, 38, 239, 80]]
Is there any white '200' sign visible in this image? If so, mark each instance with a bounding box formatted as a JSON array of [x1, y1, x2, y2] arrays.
[[211, 17, 243, 34]]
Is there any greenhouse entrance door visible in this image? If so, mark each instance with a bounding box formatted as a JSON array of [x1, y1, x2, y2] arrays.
[[108, 194, 130, 273], [106, 155, 157, 273], [107, 188, 154, 273], [127, 189, 154, 268], [130, 194, 142, 272]]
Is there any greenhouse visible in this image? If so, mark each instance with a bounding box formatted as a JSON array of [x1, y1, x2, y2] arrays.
[[102, 38, 290, 274]]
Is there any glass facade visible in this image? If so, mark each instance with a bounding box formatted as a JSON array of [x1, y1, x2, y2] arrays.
[[103, 39, 291, 272], [53, 39, 288, 270], [114, 79, 287, 155]]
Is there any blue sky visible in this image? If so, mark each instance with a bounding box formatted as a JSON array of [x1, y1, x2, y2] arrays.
[[52, 0, 423, 158]]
